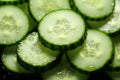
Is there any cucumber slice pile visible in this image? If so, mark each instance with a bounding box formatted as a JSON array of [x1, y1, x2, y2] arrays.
[[1, 0, 120, 80]]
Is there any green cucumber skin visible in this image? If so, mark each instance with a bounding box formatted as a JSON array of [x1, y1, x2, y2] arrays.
[[0, 5, 30, 45], [28, 1, 39, 22], [65, 50, 114, 74], [65, 30, 115, 74], [71, 0, 115, 21], [16, 32, 63, 73], [0, 31, 29, 46], [0, 0, 28, 5], [70, 0, 80, 15], [17, 2, 38, 32], [17, 52, 63, 73], [0, 46, 31, 77], [27, 4, 39, 32], [38, 11, 87, 51], [42, 55, 89, 80], [86, 23, 120, 37], [88, 25, 120, 37], [86, 16, 120, 36], [29, 0, 71, 22], [0, 33, 28, 46], [28, 0, 40, 22], [38, 27, 87, 52]]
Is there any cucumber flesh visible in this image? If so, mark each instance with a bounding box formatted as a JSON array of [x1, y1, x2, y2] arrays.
[[38, 10, 86, 51], [0, 5, 29, 45], [17, 32, 62, 72], [1, 45, 30, 73], [42, 55, 88, 80], [29, 0, 71, 21], [17, 2, 37, 32], [87, 0, 120, 35], [66, 29, 114, 72], [73, 0, 115, 20]]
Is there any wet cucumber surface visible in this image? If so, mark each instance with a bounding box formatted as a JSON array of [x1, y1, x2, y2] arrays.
[[0, 0, 119, 80]]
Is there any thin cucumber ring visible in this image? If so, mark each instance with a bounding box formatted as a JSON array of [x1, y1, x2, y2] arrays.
[[1, 44, 30, 74], [86, 0, 120, 36], [29, 0, 71, 21], [17, 32, 62, 73], [0, 5, 29, 45], [66, 29, 114, 73], [72, 0, 115, 20], [38, 9, 87, 51]]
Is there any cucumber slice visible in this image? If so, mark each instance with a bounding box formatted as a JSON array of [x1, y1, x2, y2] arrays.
[[108, 34, 120, 71], [42, 55, 88, 80], [17, 32, 62, 72], [0, 5, 29, 45], [73, 0, 115, 20], [66, 29, 114, 73], [86, 0, 120, 35], [38, 10, 86, 51], [29, 0, 71, 21], [0, 0, 27, 4], [1, 44, 30, 74]]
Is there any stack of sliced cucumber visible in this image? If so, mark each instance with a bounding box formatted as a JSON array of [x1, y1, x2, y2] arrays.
[[0, 0, 120, 80]]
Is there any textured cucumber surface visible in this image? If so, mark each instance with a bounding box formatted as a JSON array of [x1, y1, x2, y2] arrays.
[[0, 0, 118, 80]]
